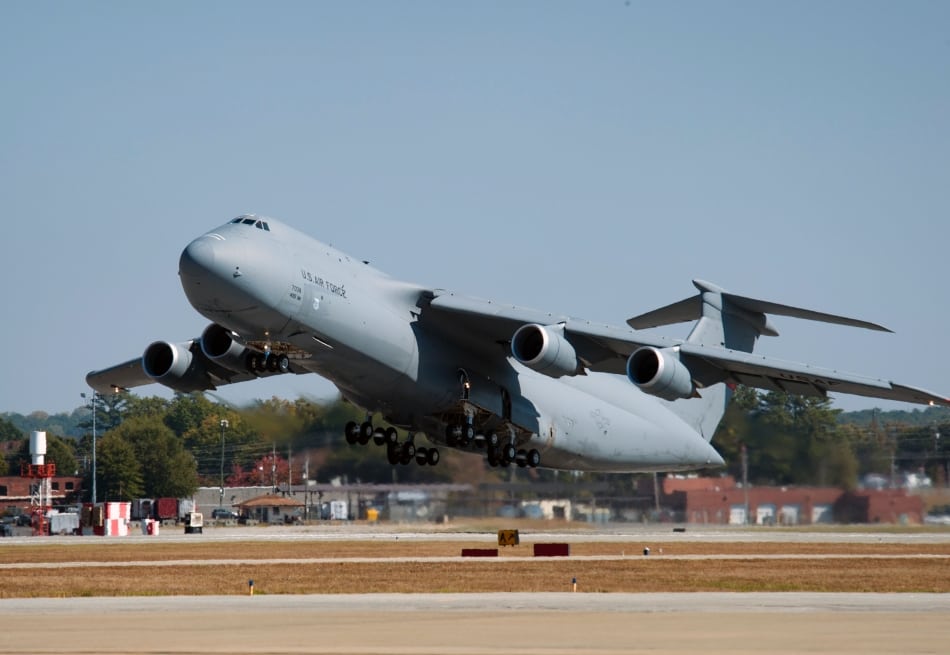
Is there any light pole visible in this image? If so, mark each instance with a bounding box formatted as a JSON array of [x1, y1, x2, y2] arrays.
[[81, 391, 98, 504], [219, 419, 229, 508]]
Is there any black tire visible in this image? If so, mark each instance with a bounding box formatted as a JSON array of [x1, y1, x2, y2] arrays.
[[358, 422, 373, 445], [266, 355, 279, 372], [277, 354, 291, 373], [373, 429, 386, 446], [463, 424, 475, 441], [527, 449, 541, 468], [344, 421, 359, 445], [502, 444, 516, 463], [385, 427, 399, 445], [486, 432, 500, 448], [386, 443, 400, 466], [415, 448, 429, 466], [516, 450, 527, 468], [402, 442, 416, 460], [426, 448, 440, 466], [399, 452, 413, 466]]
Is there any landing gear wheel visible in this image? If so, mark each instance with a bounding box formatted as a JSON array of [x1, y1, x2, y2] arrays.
[[277, 354, 291, 373], [516, 450, 528, 468], [486, 432, 500, 448], [426, 448, 440, 466], [266, 356, 279, 372], [386, 443, 400, 466], [358, 422, 373, 445], [344, 421, 359, 445], [415, 447, 429, 466], [385, 427, 399, 445], [372, 428, 386, 446], [501, 444, 517, 463], [487, 448, 499, 468], [527, 449, 541, 468]]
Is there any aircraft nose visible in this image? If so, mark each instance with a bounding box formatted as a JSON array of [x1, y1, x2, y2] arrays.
[[179, 235, 218, 280]]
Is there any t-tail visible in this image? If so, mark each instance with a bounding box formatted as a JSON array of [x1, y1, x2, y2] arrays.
[[625, 279, 897, 440]]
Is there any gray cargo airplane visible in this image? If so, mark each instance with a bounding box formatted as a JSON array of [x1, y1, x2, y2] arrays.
[[87, 215, 948, 472]]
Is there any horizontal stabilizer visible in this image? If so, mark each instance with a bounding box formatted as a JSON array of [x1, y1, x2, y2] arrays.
[[627, 279, 892, 334], [718, 292, 891, 333]]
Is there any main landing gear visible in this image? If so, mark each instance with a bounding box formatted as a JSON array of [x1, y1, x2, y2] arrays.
[[443, 419, 541, 469], [344, 419, 440, 467]]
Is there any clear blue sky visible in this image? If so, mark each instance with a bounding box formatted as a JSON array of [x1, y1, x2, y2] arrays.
[[2, 2, 947, 416]]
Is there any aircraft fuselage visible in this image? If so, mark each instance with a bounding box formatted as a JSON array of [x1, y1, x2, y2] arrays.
[[178, 217, 723, 472]]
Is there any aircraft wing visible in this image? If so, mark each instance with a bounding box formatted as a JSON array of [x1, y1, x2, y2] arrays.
[[86, 329, 297, 396], [426, 291, 949, 407], [86, 357, 153, 395], [675, 342, 948, 406], [426, 291, 679, 373]]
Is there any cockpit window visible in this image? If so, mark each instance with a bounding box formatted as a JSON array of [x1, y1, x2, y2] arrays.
[[230, 215, 271, 231]]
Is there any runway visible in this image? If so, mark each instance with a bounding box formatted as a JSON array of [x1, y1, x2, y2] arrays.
[[1, 593, 948, 654], [2, 525, 948, 653]]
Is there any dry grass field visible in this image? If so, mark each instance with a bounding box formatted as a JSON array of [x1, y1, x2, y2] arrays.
[[2, 537, 949, 598]]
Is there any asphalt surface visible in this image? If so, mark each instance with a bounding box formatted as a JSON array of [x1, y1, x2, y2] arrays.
[[2, 525, 949, 654], [1, 593, 949, 654]]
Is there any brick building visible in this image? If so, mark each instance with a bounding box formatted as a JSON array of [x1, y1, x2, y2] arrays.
[[662, 476, 924, 525], [0, 475, 84, 512]]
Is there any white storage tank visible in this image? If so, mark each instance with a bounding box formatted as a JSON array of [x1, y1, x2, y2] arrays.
[[30, 430, 47, 465]]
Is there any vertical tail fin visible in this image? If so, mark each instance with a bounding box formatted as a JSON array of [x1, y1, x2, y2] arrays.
[[625, 279, 891, 440], [627, 280, 778, 440]]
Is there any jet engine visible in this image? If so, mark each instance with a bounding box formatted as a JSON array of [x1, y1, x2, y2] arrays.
[[142, 340, 210, 392], [626, 346, 695, 401], [200, 323, 249, 371], [201, 322, 291, 375], [511, 323, 579, 377]]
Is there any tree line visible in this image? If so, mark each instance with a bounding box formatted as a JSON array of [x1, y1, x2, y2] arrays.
[[1, 389, 948, 502]]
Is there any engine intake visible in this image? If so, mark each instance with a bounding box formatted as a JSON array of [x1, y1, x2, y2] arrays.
[[142, 340, 210, 392], [626, 347, 695, 400], [511, 323, 578, 377], [200, 323, 249, 372]]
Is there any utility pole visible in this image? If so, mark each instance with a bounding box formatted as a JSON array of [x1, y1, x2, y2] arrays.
[[81, 392, 98, 504], [741, 443, 749, 525], [219, 419, 228, 507]]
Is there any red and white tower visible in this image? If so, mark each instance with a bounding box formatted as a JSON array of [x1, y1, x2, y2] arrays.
[[20, 430, 55, 536]]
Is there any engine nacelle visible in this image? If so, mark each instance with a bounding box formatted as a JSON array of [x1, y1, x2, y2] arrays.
[[511, 323, 578, 377], [200, 323, 249, 373], [142, 340, 210, 392], [626, 347, 695, 401]]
